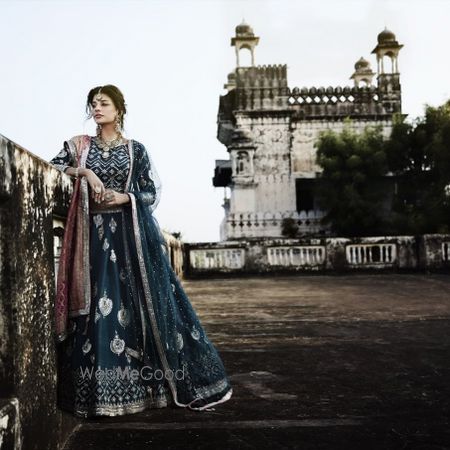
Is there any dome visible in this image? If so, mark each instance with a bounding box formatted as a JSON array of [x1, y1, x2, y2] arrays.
[[354, 57, 370, 70], [227, 71, 236, 80], [377, 27, 396, 44], [236, 20, 254, 36]]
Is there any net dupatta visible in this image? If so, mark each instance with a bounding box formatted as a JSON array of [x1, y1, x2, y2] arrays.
[[126, 142, 233, 411], [145, 147, 162, 214]]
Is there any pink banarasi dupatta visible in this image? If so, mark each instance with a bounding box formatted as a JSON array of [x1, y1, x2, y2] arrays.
[[54, 135, 91, 343]]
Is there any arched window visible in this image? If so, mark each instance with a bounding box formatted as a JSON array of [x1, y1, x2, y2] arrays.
[[236, 151, 248, 174]]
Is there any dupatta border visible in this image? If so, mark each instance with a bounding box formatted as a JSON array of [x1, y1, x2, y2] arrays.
[[68, 135, 91, 317], [128, 191, 233, 410], [125, 138, 134, 191], [128, 193, 181, 401]]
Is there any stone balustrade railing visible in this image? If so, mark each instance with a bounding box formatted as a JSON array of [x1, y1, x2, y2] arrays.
[[220, 210, 327, 240], [185, 235, 450, 275], [288, 85, 379, 105]]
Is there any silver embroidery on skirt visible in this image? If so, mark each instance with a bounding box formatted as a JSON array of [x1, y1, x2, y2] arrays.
[[99, 290, 113, 317], [98, 223, 104, 241], [102, 238, 110, 251], [82, 338, 92, 355], [93, 214, 103, 228], [191, 326, 200, 341], [110, 249, 117, 263], [118, 299, 130, 328], [109, 217, 117, 233], [176, 332, 184, 352], [110, 330, 125, 355]]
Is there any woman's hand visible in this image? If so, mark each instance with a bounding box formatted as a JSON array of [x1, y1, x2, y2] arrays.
[[85, 169, 106, 203], [101, 189, 130, 207]]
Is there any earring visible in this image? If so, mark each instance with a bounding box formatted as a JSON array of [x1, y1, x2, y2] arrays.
[[96, 123, 102, 137], [115, 115, 122, 133]]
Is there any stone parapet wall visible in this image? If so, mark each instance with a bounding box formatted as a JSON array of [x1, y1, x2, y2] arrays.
[[185, 235, 450, 277]]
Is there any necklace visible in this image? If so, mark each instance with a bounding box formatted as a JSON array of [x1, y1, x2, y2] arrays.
[[94, 134, 123, 159]]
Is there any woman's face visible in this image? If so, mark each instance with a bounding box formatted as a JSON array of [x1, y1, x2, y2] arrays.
[[90, 92, 118, 126]]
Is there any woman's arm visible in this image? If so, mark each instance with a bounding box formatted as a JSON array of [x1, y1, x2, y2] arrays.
[[49, 142, 74, 173], [49, 142, 90, 178], [126, 143, 160, 210]]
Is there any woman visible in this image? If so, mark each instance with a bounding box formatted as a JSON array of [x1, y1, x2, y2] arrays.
[[49, 84, 233, 418]]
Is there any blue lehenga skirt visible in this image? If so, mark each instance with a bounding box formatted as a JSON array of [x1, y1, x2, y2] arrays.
[[56, 202, 233, 418]]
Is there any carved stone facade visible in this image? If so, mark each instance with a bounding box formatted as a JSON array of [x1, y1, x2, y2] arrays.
[[214, 22, 404, 241]]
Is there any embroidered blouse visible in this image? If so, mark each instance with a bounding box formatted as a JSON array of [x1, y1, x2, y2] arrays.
[[50, 138, 158, 205]]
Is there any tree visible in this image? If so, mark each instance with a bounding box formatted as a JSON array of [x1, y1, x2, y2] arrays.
[[315, 120, 390, 236], [385, 102, 450, 233]]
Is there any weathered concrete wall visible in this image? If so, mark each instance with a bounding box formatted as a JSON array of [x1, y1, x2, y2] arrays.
[[0, 133, 79, 450], [418, 234, 450, 269]]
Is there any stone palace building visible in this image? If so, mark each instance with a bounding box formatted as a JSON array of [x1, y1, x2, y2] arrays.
[[213, 21, 404, 241]]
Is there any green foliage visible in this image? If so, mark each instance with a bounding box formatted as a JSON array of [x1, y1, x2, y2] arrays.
[[315, 120, 390, 236], [315, 102, 450, 236], [385, 101, 450, 233]]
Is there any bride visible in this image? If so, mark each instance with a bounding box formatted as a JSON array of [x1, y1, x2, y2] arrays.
[[49, 84, 233, 418]]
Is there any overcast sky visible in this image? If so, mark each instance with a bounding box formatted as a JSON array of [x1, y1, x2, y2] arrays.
[[1, 0, 449, 242]]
